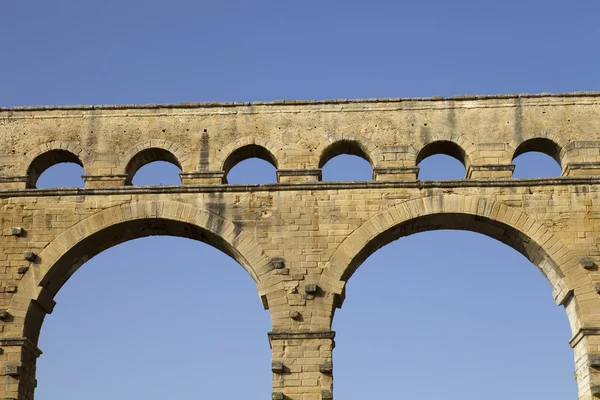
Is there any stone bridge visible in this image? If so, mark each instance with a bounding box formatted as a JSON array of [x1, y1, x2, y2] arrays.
[[1, 93, 600, 399]]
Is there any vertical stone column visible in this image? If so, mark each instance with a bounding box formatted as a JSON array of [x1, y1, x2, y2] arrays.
[[270, 332, 334, 400], [0, 338, 41, 400]]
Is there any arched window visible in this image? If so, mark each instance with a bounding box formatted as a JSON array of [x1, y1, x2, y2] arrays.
[[28, 150, 85, 188], [125, 148, 182, 185], [223, 144, 278, 184], [416, 141, 467, 180], [512, 138, 562, 178], [319, 140, 373, 181]]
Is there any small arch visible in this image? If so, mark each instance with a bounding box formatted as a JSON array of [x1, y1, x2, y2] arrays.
[[512, 138, 562, 177], [125, 148, 182, 185], [416, 141, 467, 180], [27, 149, 84, 188], [513, 138, 562, 165], [318, 140, 372, 169], [222, 144, 278, 183], [416, 140, 467, 166]]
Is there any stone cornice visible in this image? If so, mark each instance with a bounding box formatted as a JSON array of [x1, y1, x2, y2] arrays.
[[0, 176, 597, 198]]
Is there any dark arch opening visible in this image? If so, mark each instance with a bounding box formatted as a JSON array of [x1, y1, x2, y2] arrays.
[[416, 141, 467, 180], [319, 140, 373, 182], [125, 148, 182, 185], [222, 144, 278, 184], [513, 138, 562, 165], [416, 141, 466, 166], [512, 138, 562, 178], [34, 233, 270, 398], [318, 140, 372, 169], [27, 150, 84, 188], [333, 227, 574, 399]]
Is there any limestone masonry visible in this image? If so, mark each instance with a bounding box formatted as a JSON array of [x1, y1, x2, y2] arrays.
[[1, 93, 600, 399]]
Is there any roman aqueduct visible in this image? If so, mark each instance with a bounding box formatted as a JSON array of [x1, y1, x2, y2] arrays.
[[1, 92, 600, 399]]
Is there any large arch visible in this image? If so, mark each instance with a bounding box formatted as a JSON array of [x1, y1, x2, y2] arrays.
[[9, 200, 281, 344], [321, 195, 578, 321]]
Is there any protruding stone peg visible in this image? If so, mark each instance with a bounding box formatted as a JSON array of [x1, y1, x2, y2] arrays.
[[581, 258, 596, 270], [5, 286, 16, 293], [290, 311, 302, 320], [305, 284, 318, 295], [11, 227, 24, 237], [272, 392, 284, 400], [271, 360, 284, 374], [321, 390, 333, 400], [271, 258, 285, 269], [17, 266, 28, 274], [0, 310, 8, 319], [319, 361, 333, 374], [595, 283, 600, 294], [5, 364, 20, 376], [24, 251, 37, 262]]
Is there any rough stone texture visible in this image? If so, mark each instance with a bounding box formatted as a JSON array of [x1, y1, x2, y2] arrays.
[[0, 93, 600, 398]]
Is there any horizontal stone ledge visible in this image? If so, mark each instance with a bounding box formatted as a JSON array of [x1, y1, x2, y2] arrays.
[[0, 176, 599, 198], [3, 91, 600, 112], [0, 337, 42, 357], [82, 174, 128, 181], [0, 176, 27, 183], [467, 164, 515, 179], [180, 171, 225, 179], [569, 328, 600, 348], [277, 169, 322, 183], [180, 171, 225, 185], [276, 169, 322, 177], [564, 162, 600, 176], [268, 331, 335, 346]]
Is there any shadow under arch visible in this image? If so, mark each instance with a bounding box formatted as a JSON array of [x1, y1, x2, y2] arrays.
[[125, 148, 182, 185], [11, 200, 275, 344], [221, 144, 278, 183], [513, 137, 563, 166], [322, 195, 573, 317], [26, 149, 84, 188], [318, 139, 373, 169]]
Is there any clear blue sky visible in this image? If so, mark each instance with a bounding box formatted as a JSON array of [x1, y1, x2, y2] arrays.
[[2, 1, 598, 399]]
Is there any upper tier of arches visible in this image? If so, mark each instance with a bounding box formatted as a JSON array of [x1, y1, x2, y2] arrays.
[[17, 135, 575, 188]]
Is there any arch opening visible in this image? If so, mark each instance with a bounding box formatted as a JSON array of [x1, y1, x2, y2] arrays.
[[333, 227, 575, 399], [513, 138, 562, 178], [27, 150, 84, 188], [321, 154, 373, 181], [131, 161, 182, 185], [35, 234, 270, 399], [416, 141, 467, 180], [318, 140, 372, 170], [222, 144, 278, 184], [125, 148, 182, 185]]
